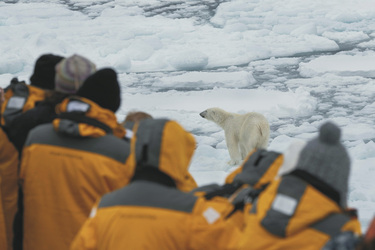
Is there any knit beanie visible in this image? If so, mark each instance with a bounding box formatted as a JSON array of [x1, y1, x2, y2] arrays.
[[55, 54, 96, 94], [295, 122, 350, 208], [30, 54, 64, 90], [76, 68, 121, 112]]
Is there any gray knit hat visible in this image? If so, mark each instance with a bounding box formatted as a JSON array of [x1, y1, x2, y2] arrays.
[[295, 122, 350, 208], [55, 54, 96, 94]]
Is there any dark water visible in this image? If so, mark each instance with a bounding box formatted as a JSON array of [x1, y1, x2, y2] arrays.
[[57, 0, 227, 24]]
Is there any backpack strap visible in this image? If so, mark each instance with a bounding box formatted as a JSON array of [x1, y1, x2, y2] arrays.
[[204, 182, 243, 200], [260, 175, 307, 237]]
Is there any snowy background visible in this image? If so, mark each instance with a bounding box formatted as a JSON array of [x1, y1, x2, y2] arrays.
[[1, 0, 374, 232]]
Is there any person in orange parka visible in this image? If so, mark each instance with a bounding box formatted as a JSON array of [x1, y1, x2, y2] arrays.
[[0, 55, 63, 250], [238, 122, 362, 250], [0, 87, 13, 250], [0, 127, 19, 250], [1, 54, 64, 129], [19, 68, 133, 250], [11, 54, 96, 250], [71, 118, 242, 250]]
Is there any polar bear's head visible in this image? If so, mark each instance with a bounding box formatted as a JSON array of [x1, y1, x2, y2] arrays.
[[199, 107, 228, 127]]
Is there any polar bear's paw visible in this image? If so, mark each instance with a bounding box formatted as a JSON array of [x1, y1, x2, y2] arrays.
[[228, 159, 240, 166]]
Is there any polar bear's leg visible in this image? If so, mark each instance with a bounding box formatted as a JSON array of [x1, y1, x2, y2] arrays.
[[240, 143, 249, 159], [239, 121, 264, 158], [225, 131, 241, 165], [256, 123, 270, 149], [240, 134, 256, 160]]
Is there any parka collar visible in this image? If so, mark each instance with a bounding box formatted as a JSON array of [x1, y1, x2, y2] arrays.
[[53, 96, 125, 138]]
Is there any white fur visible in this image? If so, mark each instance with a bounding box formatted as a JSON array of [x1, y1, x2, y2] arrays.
[[200, 107, 270, 165]]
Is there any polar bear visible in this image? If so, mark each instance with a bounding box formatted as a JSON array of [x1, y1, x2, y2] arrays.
[[200, 107, 270, 165]]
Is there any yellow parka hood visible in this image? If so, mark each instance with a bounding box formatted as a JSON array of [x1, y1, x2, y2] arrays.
[[131, 119, 197, 192]]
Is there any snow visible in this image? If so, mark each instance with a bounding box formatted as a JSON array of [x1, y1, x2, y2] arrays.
[[1, 0, 375, 232], [299, 51, 375, 77]]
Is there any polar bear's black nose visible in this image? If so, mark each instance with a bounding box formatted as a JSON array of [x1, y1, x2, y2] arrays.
[[200, 111, 207, 118]]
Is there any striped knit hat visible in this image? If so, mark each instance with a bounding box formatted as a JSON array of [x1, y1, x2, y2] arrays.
[[55, 54, 96, 94]]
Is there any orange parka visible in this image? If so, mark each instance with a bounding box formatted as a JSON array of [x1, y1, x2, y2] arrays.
[[0, 175, 7, 250], [0, 128, 19, 250], [20, 97, 133, 250], [71, 119, 242, 250], [238, 173, 362, 249], [0, 79, 46, 250]]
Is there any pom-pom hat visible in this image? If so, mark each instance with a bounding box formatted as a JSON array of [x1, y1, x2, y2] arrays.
[[295, 122, 350, 208]]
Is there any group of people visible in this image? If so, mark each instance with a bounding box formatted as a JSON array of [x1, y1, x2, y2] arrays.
[[0, 53, 373, 250]]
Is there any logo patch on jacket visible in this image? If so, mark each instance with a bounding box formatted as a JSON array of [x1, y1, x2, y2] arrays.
[[67, 100, 90, 113], [203, 207, 220, 224], [7, 96, 26, 109], [272, 194, 297, 216]]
